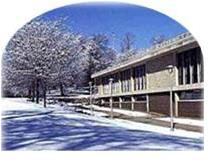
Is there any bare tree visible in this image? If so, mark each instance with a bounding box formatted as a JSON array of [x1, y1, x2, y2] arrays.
[[120, 32, 136, 53], [150, 35, 166, 45], [112, 32, 137, 64]]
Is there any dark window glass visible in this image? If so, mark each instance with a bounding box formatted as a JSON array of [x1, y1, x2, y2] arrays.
[[197, 49, 204, 82], [177, 54, 183, 85], [179, 90, 203, 100], [177, 47, 203, 85], [184, 52, 190, 84], [133, 64, 146, 91], [134, 95, 146, 101], [191, 50, 198, 83]]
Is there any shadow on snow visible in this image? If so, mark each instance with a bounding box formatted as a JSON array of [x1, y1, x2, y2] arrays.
[[1, 110, 203, 151]]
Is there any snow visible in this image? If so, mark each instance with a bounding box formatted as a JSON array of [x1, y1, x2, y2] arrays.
[[84, 104, 203, 128], [1, 98, 42, 111], [111, 119, 202, 139], [84, 104, 148, 117], [65, 103, 108, 117], [155, 117, 204, 127], [1, 98, 203, 151], [75, 94, 90, 98]]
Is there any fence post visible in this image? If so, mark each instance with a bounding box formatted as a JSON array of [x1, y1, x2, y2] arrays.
[[89, 81, 93, 116], [109, 78, 113, 119]]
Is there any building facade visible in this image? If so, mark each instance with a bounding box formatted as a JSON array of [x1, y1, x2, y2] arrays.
[[91, 32, 204, 119]]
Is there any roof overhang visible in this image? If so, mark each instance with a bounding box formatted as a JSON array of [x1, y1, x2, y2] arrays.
[[91, 32, 198, 79]]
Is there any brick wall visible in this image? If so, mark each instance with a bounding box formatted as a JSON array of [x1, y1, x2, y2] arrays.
[[112, 102, 120, 108], [149, 93, 170, 116], [121, 102, 132, 110], [134, 102, 147, 112], [178, 101, 204, 118], [103, 102, 110, 107]]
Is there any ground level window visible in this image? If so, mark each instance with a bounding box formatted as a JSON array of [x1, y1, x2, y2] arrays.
[[178, 90, 203, 100], [134, 95, 146, 101]]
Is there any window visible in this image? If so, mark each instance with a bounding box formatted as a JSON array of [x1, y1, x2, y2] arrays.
[[102, 76, 109, 95], [177, 47, 203, 85], [134, 95, 146, 101], [121, 69, 131, 93], [133, 64, 146, 90], [112, 73, 119, 94], [179, 90, 203, 100], [197, 49, 204, 82], [184, 52, 190, 84], [178, 54, 183, 84], [122, 96, 131, 102], [191, 51, 198, 83]]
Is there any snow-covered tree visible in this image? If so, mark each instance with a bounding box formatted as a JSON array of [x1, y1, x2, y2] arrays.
[[2, 18, 85, 106], [80, 34, 116, 85], [2, 18, 117, 106]]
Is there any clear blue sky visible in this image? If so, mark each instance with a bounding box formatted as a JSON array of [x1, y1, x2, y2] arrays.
[[40, 2, 187, 51]]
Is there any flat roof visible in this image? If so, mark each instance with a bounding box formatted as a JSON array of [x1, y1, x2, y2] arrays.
[[91, 32, 197, 78]]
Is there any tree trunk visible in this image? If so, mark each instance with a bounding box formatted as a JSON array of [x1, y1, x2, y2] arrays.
[[31, 80, 35, 102], [36, 78, 40, 104], [48, 88, 51, 94], [60, 83, 64, 96], [28, 88, 31, 99], [43, 83, 47, 108], [39, 79, 47, 108]]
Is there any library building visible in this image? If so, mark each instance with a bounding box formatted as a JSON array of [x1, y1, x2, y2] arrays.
[[91, 32, 204, 119]]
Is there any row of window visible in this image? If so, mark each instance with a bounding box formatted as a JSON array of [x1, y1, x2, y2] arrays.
[[179, 90, 203, 100], [177, 47, 203, 85], [101, 64, 147, 95], [100, 47, 203, 95]]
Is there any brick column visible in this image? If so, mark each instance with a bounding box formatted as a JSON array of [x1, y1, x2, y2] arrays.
[[101, 99, 105, 105], [131, 96, 135, 110], [100, 78, 103, 95], [173, 52, 178, 86], [131, 68, 134, 92], [146, 94, 150, 112], [174, 92, 179, 117], [119, 97, 122, 109], [119, 72, 122, 94]]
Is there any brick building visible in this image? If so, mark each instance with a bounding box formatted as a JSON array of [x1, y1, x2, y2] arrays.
[[91, 32, 204, 119]]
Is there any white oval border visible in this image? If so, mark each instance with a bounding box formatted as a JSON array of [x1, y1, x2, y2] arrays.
[[0, 0, 207, 159]]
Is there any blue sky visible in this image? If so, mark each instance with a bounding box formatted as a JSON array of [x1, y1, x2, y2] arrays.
[[40, 2, 187, 51]]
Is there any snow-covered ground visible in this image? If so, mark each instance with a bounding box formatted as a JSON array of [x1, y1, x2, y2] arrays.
[[1, 98, 203, 150], [83, 104, 148, 117], [156, 117, 204, 127], [83, 104, 203, 127]]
